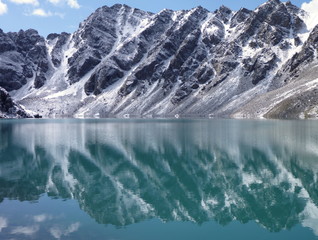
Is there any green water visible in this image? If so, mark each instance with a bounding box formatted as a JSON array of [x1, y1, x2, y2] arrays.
[[0, 119, 318, 239]]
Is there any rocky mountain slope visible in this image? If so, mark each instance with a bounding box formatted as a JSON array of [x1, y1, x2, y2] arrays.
[[0, 0, 317, 118], [0, 87, 31, 118]]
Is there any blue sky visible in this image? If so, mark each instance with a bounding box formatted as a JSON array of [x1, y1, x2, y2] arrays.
[[0, 0, 312, 36]]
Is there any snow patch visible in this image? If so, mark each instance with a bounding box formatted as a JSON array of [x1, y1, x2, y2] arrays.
[[200, 12, 215, 34]]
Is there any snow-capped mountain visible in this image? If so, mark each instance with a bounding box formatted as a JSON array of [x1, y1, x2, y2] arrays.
[[0, 0, 318, 118]]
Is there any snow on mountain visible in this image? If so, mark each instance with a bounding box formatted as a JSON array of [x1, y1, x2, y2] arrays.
[[0, 0, 318, 118]]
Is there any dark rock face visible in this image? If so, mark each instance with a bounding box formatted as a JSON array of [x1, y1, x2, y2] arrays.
[[85, 66, 124, 95], [0, 29, 49, 91], [0, 29, 16, 53], [242, 53, 277, 85], [214, 5, 232, 23], [230, 8, 252, 28], [238, 0, 304, 46], [34, 72, 47, 89], [116, 7, 211, 100], [0, 87, 15, 112], [0, 87, 31, 118], [68, 49, 101, 84], [0, 52, 26, 91], [270, 25, 318, 89], [67, 4, 153, 84]]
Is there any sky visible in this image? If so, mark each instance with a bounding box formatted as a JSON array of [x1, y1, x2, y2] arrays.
[[0, 0, 315, 37]]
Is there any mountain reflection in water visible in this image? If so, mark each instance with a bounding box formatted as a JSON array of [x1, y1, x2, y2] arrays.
[[0, 119, 318, 236]]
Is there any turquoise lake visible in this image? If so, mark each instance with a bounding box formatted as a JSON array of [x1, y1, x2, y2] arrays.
[[0, 119, 318, 239]]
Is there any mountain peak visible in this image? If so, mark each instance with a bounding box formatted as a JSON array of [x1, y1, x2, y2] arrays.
[[266, 0, 281, 5], [214, 5, 232, 23], [191, 5, 207, 11], [110, 3, 133, 11], [256, 0, 282, 11], [217, 5, 232, 13]]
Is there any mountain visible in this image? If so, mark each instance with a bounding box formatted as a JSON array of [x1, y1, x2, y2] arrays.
[[0, 0, 317, 119]]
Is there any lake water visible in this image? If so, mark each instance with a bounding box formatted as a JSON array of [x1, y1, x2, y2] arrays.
[[0, 119, 318, 239]]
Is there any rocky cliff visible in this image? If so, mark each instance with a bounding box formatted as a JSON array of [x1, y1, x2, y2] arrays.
[[0, 0, 317, 118], [0, 87, 31, 118]]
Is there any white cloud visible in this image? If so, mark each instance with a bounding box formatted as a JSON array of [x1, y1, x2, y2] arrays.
[[32, 8, 52, 16], [0, 217, 8, 232], [48, 0, 61, 4], [11, 225, 39, 236], [0, 0, 8, 15], [48, 0, 80, 9], [29, 8, 64, 18], [67, 0, 80, 9], [8, 0, 39, 6], [301, 0, 318, 30]]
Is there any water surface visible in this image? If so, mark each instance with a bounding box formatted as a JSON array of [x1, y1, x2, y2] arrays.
[[0, 119, 318, 239]]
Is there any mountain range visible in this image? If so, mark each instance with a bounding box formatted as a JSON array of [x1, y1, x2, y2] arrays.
[[0, 0, 318, 119]]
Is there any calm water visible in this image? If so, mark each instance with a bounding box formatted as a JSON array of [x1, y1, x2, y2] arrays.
[[0, 119, 318, 239]]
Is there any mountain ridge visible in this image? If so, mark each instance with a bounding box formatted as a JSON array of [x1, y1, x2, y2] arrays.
[[0, 0, 317, 118]]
